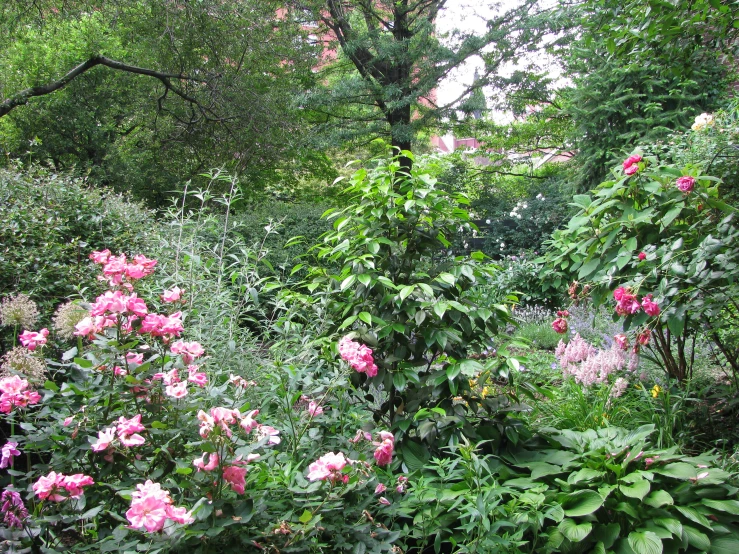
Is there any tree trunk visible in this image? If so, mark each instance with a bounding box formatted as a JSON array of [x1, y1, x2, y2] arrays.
[[388, 104, 412, 174]]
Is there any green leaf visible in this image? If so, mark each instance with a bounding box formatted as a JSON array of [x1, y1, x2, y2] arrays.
[[400, 440, 430, 472], [628, 531, 663, 554], [675, 506, 712, 529], [44, 380, 59, 392], [340, 275, 356, 291], [702, 499, 739, 515], [399, 285, 415, 301], [653, 518, 681, 537], [567, 469, 604, 484], [299, 509, 312, 524], [620, 479, 650, 500], [682, 525, 710, 551], [661, 206, 683, 229], [358, 312, 372, 325], [558, 518, 593, 542], [653, 462, 697, 480], [437, 272, 455, 285], [624, 236, 638, 252], [562, 490, 604, 517], [579, 258, 601, 279], [711, 536, 739, 554], [644, 490, 673, 508]]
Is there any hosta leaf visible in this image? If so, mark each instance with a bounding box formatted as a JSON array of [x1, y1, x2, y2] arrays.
[[653, 463, 697, 480], [568, 468, 605, 484], [628, 531, 663, 554], [558, 518, 593, 543], [620, 479, 651, 500], [644, 490, 673, 508], [562, 490, 604, 517], [654, 518, 682, 537], [702, 499, 739, 515], [711, 536, 739, 554], [682, 525, 710, 551], [675, 506, 712, 530]]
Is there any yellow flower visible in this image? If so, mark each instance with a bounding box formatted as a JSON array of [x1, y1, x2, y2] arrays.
[[651, 385, 662, 398], [481, 386, 491, 399]]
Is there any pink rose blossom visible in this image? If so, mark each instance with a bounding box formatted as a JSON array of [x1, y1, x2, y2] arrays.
[[551, 317, 568, 334], [33, 471, 93, 502], [126, 352, 144, 365], [307, 401, 323, 417], [223, 465, 248, 494], [338, 336, 378, 377], [187, 366, 208, 387], [63, 416, 74, 427], [161, 286, 184, 303], [197, 410, 215, 438], [0, 442, 20, 469], [90, 249, 111, 264], [18, 328, 49, 351], [165, 382, 188, 399], [623, 154, 642, 170], [374, 433, 395, 467], [91, 428, 116, 452], [1, 489, 28, 529], [676, 176, 695, 193], [637, 328, 652, 345], [62, 474, 94, 498], [638, 252, 646, 261], [126, 480, 192, 533], [307, 452, 349, 482], [256, 425, 281, 445], [0, 376, 28, 395], [641, 294, 660, 317], [193, 453, 219, 472], [614, 334, 629, 351], [170, 341, 205, 364], [624, 164, 639, 176], [239, 410, 260, 433], [374, 483, 386, 494]]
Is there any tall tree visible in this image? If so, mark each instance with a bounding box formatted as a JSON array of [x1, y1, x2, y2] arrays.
[[0, 1, 324, 205], [292, 0, 563, 171]]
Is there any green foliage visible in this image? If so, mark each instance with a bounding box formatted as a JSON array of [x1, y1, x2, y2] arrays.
[[308, 153, 517, 451], [0, 165, 153, 347], [543, 157, 738, 381], [563, 0, 733, 190]]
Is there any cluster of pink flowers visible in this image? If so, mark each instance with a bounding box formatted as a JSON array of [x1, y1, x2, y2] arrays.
[[551, 310, 570, 334], [18, 328, 49, 351], [196, 407, 279, 446], [610, 377, 629, 399], [32, 471, 94, 502], [192, 452, 259, 494], [623, 154, 642, 176], [613, 287, 660, 317], [338, 336, 378, 377], [307, 452, 350, 483], [90, 250, 157, 289], [676, 176, 695, 193], [126, 480, 193, 532], [556, 335, 636, 386], [152, 363, 207, 398], [0, 375, 41, 413], [0, 442, 20, 469], [91, 414, 147, 455], [170, 340, 205, 364], [0, 489, 28, 529], [138, 312, 184, 341], [373, 431, 395, 467]]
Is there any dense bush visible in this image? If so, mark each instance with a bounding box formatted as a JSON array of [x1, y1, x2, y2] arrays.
[[0, 165, 154, 348]]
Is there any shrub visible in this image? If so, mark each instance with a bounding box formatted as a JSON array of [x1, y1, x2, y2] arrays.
[[0, 165, 154, 349]]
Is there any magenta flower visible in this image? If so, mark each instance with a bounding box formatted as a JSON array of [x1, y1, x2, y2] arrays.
[[637, 328, 652, 345], [89, 249, 111, 264], [165, 381, 188, 399], [117, 415, 146, 446], [33, 471, 93, 502], [638, 252, 646, 261], [223, 465, 248, 494], [613, 334, 629, 351], [623, 154, 642, 175], [193, 452, 219, 472], [551, 317, 568, 334], [641, 295, 660, 317], [62, 474, 95, 498], [18, 328, 49, 351], [676, 176, 695, 193], [126, 480, 192, 532], [187, 365, 208, 387], [239, 409, 260, 433], [374, 432, 395, 467], [338, 336, 378, 377], [0, 442, 20, 469], [0, 489, 28, 529], [374, 483, 387, 494], [0, 376, 41, 413], [256, 425, 281, 445], [170, 340, 205, 364], [624, 164, 639, 176], [378, 497, 391, 506], [91, 428, 116, 452]]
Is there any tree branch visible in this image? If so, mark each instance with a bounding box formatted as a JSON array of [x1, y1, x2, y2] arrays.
[[0, 55, 208, 119]]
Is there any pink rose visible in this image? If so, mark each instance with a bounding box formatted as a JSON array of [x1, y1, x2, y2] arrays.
[[551, 317, 568, 334], [614, 334, 629, 351], [18, 328, 49, 351], [307, 452, 349, 482], [161, 286, 184, 303], [0, 442, 20, 469], [622, 154, 642, 170], [338, 336, 378, 377], [193, 452, 219, 472], [637, 328, 652, 345], [90, 249, 111, 264], [223, 466, 247, 494], [374, 483, 387, 494], [307, 401, 323, 417], [624, 164, 639, 176], [638, 252, 646, 261], [641, 295, 660, 317], [676, 176, 695, 193]]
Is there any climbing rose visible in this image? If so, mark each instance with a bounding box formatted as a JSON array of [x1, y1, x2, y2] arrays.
[[624, 164, 639, 176], [551, 317, 568, 334], [223, 466, 247, 494], [638, 252, 646, 261], [642, 295, 660, 317], [126, 480, 192, 532], [374, 432, 395, 467], [637, 328, 652, 345], [338, 336, 378, 377], [91, 428, 116, 452], [676, 176, 695, 193], [193, 453, 219, 472], [161, 286, 184, 303]]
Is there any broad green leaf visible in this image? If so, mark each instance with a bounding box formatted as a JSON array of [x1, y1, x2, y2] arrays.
[[579, 258, 601, 279], [299, 509, 312, 524], [711, 536, 739, 554], [568, 468, 605, 484], [437, 272, 455, 285], [399, 285, 415, 301], [562, 490, 604, 517], [682, 525, 710, 551], [653, 518, 682, 537], [653, 463, 696, 480], [558, 518, 592, 542], [675, 506, 712, 529], [620, 479, 651, 500], [702, 499, 739, 515], [628, 531, 663, 554], [644, 490, 673, 508], [358, 312, 372, 325]]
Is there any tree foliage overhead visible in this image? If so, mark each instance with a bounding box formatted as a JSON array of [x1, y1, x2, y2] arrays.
[[0, 0, 326, 205], [292, 0, 566, 169]]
